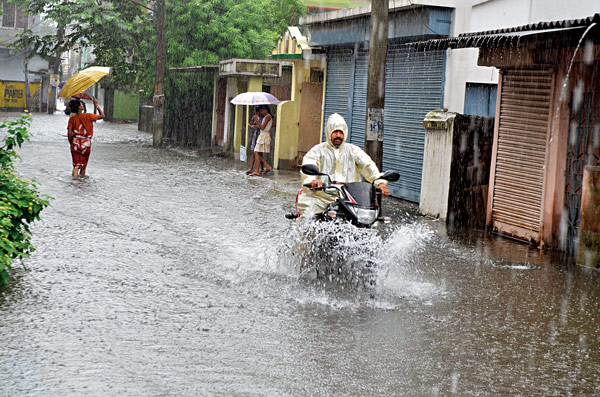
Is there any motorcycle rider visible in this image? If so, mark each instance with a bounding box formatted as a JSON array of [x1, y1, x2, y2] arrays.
[[297, 113, 391, 217]]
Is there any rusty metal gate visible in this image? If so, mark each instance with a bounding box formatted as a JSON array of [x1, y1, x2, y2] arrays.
[[490, 69, 553, 241], [565, 90, 600, 253]]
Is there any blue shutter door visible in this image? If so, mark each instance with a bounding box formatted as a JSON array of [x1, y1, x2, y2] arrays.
[[323, 48, 353, 140], [464, 83, 491, 116], [349, 49, 369, 147], [464, 83, 498, 117], [489, 85, 498, 116], [383, 45, 446, 202]]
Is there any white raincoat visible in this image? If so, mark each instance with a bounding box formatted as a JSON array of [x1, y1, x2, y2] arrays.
[[297, 113, 386, 217]]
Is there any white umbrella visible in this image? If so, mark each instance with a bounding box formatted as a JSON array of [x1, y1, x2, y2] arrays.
[[230, 92, 281, 105]]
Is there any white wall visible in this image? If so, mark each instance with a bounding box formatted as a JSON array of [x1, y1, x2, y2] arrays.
[[471, 0, 600, 33], [0, 55, 47, 82], [444, 0, 600, 113]]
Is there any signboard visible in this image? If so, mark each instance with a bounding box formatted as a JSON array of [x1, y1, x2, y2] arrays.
[[0, 81, 42, 109], [367, 108, 384, 141], [50, 74, 60, 87]]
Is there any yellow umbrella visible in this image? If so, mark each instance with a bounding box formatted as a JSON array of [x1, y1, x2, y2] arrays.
[[58, 66, 111, 98]]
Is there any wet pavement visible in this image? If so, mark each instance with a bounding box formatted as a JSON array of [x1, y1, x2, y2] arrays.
[[1, 112, 600, 395]]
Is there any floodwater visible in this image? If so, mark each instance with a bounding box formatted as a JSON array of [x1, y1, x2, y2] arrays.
[[1, 112, 600, 395]]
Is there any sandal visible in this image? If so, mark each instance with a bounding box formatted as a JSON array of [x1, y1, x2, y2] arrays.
[[245, 170, 253, 175], [262, 169, 272, 175]]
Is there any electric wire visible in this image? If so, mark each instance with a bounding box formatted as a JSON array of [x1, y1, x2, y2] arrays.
[[407, 0, 443, 36]]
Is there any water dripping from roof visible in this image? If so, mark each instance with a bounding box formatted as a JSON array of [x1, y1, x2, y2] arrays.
[[560, 23, 597, 103]]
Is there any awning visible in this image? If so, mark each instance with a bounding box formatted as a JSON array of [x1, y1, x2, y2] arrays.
[[408, 26, 589, 51], [407, 12, 600, 51]]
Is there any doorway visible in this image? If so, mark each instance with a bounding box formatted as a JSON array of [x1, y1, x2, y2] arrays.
[[297, 82, 324, 164]]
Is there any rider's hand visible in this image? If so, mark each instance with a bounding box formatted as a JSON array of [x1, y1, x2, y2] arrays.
[[310, 179, 323, 188], [377, 183, 390, 196]]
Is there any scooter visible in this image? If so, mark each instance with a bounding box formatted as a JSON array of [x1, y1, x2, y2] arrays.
[[285, 164, 400, 289]]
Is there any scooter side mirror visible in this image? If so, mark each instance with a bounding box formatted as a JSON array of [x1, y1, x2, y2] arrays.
[[381, 171, 400, 182], [301, 164, 326, 176]]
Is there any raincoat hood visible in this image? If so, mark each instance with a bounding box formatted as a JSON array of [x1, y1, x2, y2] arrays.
[[325, 113, 348, 147]]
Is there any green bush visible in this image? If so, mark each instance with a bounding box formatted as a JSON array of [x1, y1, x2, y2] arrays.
[[0, 113, 52, 285]]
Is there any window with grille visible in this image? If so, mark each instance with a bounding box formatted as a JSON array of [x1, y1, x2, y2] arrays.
[[1, 1, 28, 29]]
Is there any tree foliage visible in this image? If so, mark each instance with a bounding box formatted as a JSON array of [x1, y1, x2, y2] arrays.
[[11, 0, 151, 89], [167, 0, 303, 66], [11, 0, 303, 97], [0, 114, 52, 286]]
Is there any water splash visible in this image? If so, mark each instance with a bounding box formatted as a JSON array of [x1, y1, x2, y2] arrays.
[[376, 222, 442, 300], [560, 23, 597, 103], [276, 219, 382, 286], [274, 219, 445, 307]]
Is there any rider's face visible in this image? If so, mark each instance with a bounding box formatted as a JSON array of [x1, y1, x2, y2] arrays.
[[331, 130, 344, 147]]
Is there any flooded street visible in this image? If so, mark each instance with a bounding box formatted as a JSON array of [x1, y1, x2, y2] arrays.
[[2, 112, 600, 395]]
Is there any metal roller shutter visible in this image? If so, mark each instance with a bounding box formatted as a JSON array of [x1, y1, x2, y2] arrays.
[[349, 49, 369, 147], [491, 69, 553, 240], [323, 48, 353, 140], [383, 45, 446, 202]]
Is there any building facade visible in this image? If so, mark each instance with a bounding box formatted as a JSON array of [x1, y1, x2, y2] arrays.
[[0, 1, 48, 111]]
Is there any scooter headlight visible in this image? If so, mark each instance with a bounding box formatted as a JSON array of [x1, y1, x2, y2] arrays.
[[356, 208, 378, 225]]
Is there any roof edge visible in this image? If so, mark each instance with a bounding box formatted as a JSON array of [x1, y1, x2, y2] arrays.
[[459, 13, 600, 37], [300, 0, 456, 25]]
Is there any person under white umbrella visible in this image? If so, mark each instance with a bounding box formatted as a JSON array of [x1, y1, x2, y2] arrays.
[[230, 92, 280, 176], [230, 92, 281, 106], [247, 105, 273, 176]]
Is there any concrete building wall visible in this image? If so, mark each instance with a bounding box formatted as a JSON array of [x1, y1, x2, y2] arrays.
[[420, 124, 454, 219], [0, 12, 47, 84], [0, 55, 47, 82], [224, 77, 238, 150]]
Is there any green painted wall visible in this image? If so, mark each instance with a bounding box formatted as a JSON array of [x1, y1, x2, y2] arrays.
[[113, 90, 139, 121]]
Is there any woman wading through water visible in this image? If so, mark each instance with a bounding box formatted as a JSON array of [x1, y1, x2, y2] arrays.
[[66, 97, 105, 178]]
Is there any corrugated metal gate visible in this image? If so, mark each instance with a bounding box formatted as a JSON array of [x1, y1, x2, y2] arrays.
[[490, 69, 553, 241], [383, 45, 446, 202], [322, 45, 445, 202], [323, 48, 353, 139], [349, 49, 369, 147]]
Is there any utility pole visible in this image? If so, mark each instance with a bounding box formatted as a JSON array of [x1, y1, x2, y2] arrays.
[[153, 0, 166, 147], [364, 0, 389, 169], [48, 27, 64, 114], [24, 58, 31, 111]]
